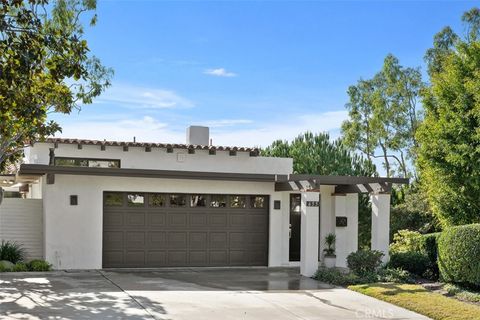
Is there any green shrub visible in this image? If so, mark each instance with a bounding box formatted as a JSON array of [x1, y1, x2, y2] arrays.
[[27, 259, 52, 272], [0, 263, 12, 272], [347, 250, 384, 276], [422, 232, 440, 279], [0, 240, 25, 263], [390, 231, 441, 280], [438, 224, 480, 288], [378, 268, 415, 284], [390, 230, 423, 254], [314, 267, 377, 286], [12, 262, 28, 272], [422, 233, 440, 262], [444, 283, 480, 303], [388, 252, 430, 276]]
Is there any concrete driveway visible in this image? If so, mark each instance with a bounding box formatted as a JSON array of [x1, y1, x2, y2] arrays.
[[0, 267, 429, 320]]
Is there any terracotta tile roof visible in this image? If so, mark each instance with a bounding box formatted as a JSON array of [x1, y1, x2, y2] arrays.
[[38, 138, 260, 154]]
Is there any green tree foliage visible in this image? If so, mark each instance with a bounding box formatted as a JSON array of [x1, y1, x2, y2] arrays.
[[0, 0, 113, 171], [342, 55, 423, 178], [262, 132, 376, 176], [262, 132, 377, 248], [417, 8, 480, 227], [390, 186, 440, 239]]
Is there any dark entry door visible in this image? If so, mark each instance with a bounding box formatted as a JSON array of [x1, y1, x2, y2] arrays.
[[103, 192, 269, 268], [289, 194, 301, 261]]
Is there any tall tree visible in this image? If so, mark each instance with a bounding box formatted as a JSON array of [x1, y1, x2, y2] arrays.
[[0, 0, 113, 171], [417, 8, 480, 227], [342, 54, 423, 178], [262, 132, 377, 248]]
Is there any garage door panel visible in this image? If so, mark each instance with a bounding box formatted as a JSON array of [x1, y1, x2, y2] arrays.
[[125, 212, 145, 227], [208, 214, 228, 228], [189, 232, 207, 249], [209, 250, 228, 265], [209, 232, 227, 249], [168, 213, 187, 227], [103, 231, 124, 249], [125, 251, 145, 266], [189, 251, 208, 266], [104, 212, 124, 228], [147, 212, 166, 227], [249, 251, 267, 265], [249, 232, 268, 246], [168, 251, 187, 265], [249, 215, 269, 230], [147, 231, 167, 248], [230, 214, 247, 228], [103, 251, 124, 267], [125, 232, 145, 249], [229, 250, 247, 265], [189, 213, 207, 227], [229, 232, 246, 249], [146, 251, 166, 266], [103, 193, 268, 268], [168, 232, 187, 249]]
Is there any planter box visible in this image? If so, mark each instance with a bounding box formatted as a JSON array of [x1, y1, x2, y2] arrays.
[[324, 255, 336, 268]]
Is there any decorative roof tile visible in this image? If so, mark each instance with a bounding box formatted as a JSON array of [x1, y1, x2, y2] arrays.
[[38, 138, 260, 155]]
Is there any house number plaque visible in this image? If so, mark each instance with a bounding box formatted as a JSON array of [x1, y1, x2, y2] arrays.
[[306, 201, 320, 207], [336, 216, 348, 227]]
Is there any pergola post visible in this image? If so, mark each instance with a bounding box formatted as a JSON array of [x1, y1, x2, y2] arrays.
[[334, 193, 358, 268], [300, 191, 320, 277], [371, 193, 391, 263]]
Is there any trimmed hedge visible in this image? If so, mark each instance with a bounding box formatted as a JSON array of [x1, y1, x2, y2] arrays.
[[388, 252, 430, 276], [422, 232, 440, 279], [438, 224, 480, 288], [347, 250, 384, 276]]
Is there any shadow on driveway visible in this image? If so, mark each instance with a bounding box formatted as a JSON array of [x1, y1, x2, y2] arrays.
[[0, 267, 429, 320]]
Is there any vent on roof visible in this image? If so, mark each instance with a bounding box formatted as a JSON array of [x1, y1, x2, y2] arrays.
[[186, 126, 209, 146]]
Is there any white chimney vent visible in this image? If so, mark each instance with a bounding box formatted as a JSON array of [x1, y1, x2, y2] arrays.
[[186, 126, 209, 146]]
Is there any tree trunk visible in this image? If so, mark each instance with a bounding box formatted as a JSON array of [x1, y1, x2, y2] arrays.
[[380, 142, 390, 177]]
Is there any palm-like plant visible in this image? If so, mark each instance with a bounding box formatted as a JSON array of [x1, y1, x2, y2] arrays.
[[323, 233, 336, 257], [0, 240, 26, 263]]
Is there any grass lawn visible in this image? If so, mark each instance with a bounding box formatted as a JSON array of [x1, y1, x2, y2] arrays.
[[349, 283, 480, 320]]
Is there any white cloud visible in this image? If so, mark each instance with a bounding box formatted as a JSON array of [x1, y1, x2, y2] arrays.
[[54, 110, 348, 147], [196, 119, 253, 128], [204, 68, 237, 77], [96, 83, 194, 109], [56, 116, 184, 143], [210, 111, 348, 147]]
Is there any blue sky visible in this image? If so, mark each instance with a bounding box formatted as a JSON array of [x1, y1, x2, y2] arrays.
[[52, 0, 476, 147]]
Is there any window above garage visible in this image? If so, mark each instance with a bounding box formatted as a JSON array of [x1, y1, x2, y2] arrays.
[[54, 157, 120, 168], [104, 192, 267, 209]]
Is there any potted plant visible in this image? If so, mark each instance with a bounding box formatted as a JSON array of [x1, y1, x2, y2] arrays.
[[323, 233, 336, 268]]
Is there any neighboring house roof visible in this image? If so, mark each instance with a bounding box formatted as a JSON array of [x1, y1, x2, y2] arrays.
[[37, 138, 260, 155]]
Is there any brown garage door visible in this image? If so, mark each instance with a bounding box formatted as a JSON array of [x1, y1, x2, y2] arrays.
[[102, 192, 269, 268]]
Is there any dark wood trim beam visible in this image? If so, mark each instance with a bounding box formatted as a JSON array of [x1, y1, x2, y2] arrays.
[[334, 183, 392, 194], [285, 174, 408, 185], [19, 164, 277, 183]]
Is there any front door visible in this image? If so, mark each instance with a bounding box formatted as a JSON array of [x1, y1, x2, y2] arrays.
[[289, 194, 301, 261]]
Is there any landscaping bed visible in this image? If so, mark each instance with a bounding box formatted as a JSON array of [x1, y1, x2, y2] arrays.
[[349, 283, 480, 320], [314, 226, 480, 320], [0, 240, 52, 272]]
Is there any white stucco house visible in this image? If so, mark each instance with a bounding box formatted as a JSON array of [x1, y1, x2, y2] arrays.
[[0, 126, 407, 276]]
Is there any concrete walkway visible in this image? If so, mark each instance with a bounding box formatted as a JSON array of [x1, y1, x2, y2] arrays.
[[0, 268, 430, 319]]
